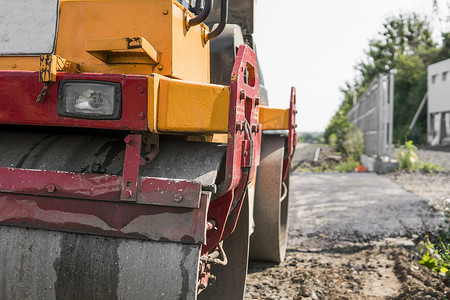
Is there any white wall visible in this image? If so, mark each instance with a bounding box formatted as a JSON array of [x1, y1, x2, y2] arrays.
[[428, 58, 450, 114]]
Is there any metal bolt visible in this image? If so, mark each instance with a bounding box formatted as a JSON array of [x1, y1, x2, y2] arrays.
[[294, 109, 298, 114], [202, 184, 217, 194], [255, 97, 260, 106], [138, 112, 145, 120], [47, 184, 56, 193], [206, 219, 218, 231], [239, 89, 246, 101], [252, 124, 258, 133], [158, 65, 164, 71], [163, 9, 168, 15], [12, 64, 17, 68], [124, 136, 131, 144], [208, 275, 216, 284], [174, 194, 183, 203], [124, 189, 133, 198], [138, 87, 145, 94]]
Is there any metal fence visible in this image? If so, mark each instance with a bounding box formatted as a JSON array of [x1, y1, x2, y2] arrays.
[[347, 74, 394, 158]]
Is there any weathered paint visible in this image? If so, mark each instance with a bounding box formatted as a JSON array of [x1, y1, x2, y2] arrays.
[[121, 134, 142, 201], [39, 54, 80, 83], [0, 192, 209, 244], [202, 45, 262, 254], [0, 71, 148, 130], [0, 167, 203, 208], [0, 226, 201, 299], [282, 87, 297, 181]]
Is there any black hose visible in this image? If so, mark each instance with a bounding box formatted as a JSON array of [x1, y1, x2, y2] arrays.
[[187, 0, 213, 29], [205, 0, 228, 41]]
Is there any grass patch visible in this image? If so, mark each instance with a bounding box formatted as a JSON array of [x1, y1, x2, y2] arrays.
[[397, 141, 443, 173]]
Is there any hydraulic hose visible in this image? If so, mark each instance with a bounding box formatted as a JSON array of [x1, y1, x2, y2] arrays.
[[186, 0, 213, 30], [205, 0, 228, 41]]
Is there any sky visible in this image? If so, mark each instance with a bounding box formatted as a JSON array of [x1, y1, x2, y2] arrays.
[[253, 0, 450, 133]]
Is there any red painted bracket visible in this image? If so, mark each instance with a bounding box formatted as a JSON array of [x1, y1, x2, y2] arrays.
[[282, 86, 297, 182], [0, 167, 202, 209], [202, 45, 262, 254], [121, 134, 142, 201]]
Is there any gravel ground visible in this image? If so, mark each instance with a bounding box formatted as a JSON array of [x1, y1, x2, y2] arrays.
[[417, 149, 450, 171], [385, 172, 450, 214], [245, 146, 450, 299]]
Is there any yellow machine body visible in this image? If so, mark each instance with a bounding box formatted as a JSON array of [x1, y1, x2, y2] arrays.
[[0, 0, 290, 135], [0, 0, 210, 83]]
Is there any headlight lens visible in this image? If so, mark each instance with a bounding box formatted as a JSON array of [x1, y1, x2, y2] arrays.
[[58, 81, 121, 119]]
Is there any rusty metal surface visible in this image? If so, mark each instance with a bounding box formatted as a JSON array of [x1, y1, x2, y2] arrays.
[[121, 134, 142, 201], [198, 194, 250, 299], [0, 167, 203, 209], [139, 177, 202, 209], [0, 71, 148, 131], [0, 226, 201, 299], [203, 45, 261, 254], [282, 86, 297, 181], [39, 54, 81, 83], [0, 192, 209, 244], [0, 130, 222, 244]]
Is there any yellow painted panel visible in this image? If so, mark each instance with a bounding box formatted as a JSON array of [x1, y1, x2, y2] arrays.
[[56, 0, 171, 75], [171, 1, 210, 83], [258, 106, 290, 130], [155, 76, 230, 133], [0, 0, 210, 83], [86, 37, 159, 64], [0, 57, 40, 72], [147, 74, 164, 133]]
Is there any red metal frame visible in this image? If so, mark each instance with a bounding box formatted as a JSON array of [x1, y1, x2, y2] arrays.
[[0, 71, 148, 131], [0, 192, 209, 243], [202, 45, 262, 254], [0, 46, 266, 253], [0, 129, 206, 243], [282, 86, 297, 181], [0, 167, 201, 208]]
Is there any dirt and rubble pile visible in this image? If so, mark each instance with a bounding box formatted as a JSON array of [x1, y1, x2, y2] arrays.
[[246, 243, 450, 299], [246, 146, 450, 299], [295, 146, 345, 172]]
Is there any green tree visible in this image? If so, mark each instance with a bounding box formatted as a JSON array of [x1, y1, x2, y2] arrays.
[[325, 13, 449, 145]]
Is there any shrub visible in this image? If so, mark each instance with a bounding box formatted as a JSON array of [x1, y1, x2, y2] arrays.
[[342, 129, 364, 162], [420, 161, 443, 173], [419, 238, 449, 274], [398, 141, 419, 169]]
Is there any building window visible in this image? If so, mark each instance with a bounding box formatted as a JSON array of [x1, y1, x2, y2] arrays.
[[443, 71, 448, 81], [432, 74, 438, 83]]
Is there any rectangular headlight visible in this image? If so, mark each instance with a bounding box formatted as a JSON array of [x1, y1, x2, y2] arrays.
[[57, 80, 121, 119]]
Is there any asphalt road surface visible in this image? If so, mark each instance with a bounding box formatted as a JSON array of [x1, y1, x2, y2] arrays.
[[288, 172, 443, 245]]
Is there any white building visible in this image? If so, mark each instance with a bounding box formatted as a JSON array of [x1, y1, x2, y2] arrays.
[[428, 58, 450, 145]]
